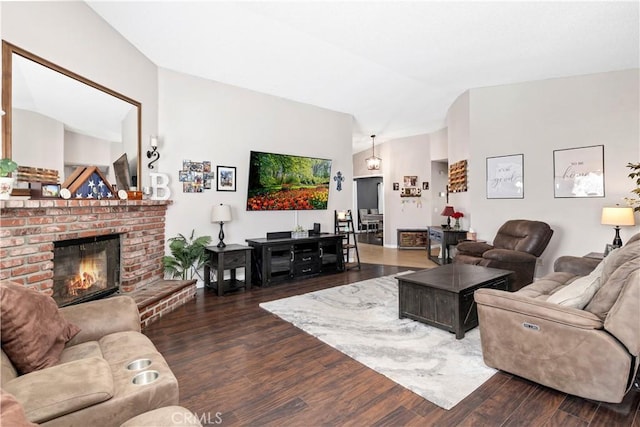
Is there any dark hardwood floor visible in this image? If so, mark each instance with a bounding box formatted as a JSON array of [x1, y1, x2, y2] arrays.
[[144, 264, 640, 426]]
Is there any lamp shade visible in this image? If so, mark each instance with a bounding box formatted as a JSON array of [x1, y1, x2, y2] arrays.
[[441, 205, 455, 217], [601, 206, 635, 226], [211, 204, 232, 223]]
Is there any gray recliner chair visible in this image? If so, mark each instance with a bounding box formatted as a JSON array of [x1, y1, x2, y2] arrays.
[[474, 234, 640, 403], [454, 219, 553, 291]]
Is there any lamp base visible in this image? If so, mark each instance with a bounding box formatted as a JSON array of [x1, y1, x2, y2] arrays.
[[217, 223, 226, 248], [612, 226, 623, 247]]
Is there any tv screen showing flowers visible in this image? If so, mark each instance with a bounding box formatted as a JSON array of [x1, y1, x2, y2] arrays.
[[246, 151, 332, 211]]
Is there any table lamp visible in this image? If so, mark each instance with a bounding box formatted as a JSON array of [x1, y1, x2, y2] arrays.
[[441, 205, 455, 229], [601, 205, 635, 247], [211, 204, 232, 248]]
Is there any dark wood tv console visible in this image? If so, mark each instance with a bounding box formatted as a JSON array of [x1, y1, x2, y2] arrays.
[[246, 234, 344, 287]]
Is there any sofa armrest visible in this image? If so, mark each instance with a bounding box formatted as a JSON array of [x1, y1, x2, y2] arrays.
[[474, 288, 603, 329], [554, 256, 599, 276], [456, 241, 494, 257], [482, 248, 537, 264], [3, 357, 113, 424], [60, 296, 141, 346]]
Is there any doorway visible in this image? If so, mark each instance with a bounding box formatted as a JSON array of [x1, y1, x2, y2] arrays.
[[354, 177, 383, 246]]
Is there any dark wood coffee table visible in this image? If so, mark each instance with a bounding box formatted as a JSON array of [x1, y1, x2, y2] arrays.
[[397, 264, 512, 339]]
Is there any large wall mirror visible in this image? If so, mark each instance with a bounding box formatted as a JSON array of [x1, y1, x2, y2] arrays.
[[2, 41, 141, 190]]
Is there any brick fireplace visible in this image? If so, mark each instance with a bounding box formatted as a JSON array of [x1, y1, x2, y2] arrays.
[[0, 199, 168, 292], [0, 199, 195, 327]]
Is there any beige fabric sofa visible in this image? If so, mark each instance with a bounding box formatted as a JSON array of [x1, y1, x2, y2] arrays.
[[1, 295, 181, 426], [474, 233, 640, 403]]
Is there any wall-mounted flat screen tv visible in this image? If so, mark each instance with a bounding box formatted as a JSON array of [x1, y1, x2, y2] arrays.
[[246, 151, 332, 211]]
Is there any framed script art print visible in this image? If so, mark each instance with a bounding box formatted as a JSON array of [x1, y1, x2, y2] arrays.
[[553, 145, 604, 198], [486, 154, 524, 199], [216, 166, 236, 192]]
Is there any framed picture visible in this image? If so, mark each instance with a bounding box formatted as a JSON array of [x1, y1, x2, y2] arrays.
[[486, 154, 524, 199], [553, 145, 604, 198], [403, 176, 418, 187], [216, 166, 236, 192], [422, 182, 429, 190], [41, 183, 61, 198], [113, 153, 132, 191], [393, 182, 399, 191]]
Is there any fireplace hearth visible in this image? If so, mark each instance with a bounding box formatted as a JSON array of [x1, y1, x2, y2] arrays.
[[53, 234, 120, 306]]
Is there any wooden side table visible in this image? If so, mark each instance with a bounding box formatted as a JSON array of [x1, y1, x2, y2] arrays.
[[427, 226, 468, 265], [204, 244, 252, 296], [583, 252, 604, 260]]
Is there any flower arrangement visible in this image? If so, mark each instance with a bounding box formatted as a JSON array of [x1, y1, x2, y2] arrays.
[[292, 225, 308, 239], [451, 211, 464, 229]]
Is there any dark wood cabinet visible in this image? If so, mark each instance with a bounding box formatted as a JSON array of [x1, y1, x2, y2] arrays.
[[397, 264, 512, 339], [246, 234, 344, 286]]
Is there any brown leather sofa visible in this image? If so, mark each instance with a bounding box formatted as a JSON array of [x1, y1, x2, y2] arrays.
[[454, 219, 553, 291], [474, 233, 640, 403], [0, 291, 194, 426]]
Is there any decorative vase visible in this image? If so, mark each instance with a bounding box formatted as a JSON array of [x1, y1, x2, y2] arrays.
[[0, 177, 14, 200], [454, 218, 461, 230]]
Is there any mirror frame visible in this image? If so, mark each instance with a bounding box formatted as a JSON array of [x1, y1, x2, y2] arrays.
[[1, 41, 142, 188]]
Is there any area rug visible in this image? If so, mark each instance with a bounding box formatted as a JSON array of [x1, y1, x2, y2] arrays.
[[259, 273, 496, 410]]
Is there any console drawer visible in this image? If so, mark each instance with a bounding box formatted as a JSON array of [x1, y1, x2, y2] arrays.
[[294, 252, 319, 263], [293, 262, 320, 277]]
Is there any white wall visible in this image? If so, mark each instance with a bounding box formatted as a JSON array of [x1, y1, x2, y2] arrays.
[[353, 132, 455, 247], [1, 1, 157, 186], [379, 134, 432, 247], [445, 91, 472, 225], [157, 68, 354, 248], [430, 127, 448, 161], [449, 69, 639, 276], [13, 109, 64, 173]]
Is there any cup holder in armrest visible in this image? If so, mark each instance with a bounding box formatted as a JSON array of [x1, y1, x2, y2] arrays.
[[132, 370, 160, 385], [127, 358, 152, 370]]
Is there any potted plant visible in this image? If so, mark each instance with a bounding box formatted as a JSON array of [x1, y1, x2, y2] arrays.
[[0, 158, 18, 200], [162, 230, 212, 281], [625, 162, 640, 212]]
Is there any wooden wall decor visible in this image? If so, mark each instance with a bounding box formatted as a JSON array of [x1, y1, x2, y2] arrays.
[[62, 166, 117, 199], [448, 160, 468, 193], [16, 166, 59, 183]]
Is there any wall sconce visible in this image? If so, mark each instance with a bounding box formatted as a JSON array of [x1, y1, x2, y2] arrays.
[[147, 136, 160, 169], [365, 134, 381, 170], [211, 204, 232, 248]]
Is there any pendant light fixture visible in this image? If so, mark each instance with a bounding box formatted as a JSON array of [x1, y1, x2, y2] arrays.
[[365, 134, 381, 170]]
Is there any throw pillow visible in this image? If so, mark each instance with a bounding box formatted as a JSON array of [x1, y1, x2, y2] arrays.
[[0, 389, 37, 427], [546, 259, 606, 309], [0, 282, 80, 374]]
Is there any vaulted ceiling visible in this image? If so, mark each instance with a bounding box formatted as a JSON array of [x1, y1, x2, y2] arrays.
[[88, 1, 639, 153]]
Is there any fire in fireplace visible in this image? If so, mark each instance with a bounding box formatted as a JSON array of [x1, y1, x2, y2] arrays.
[[53, 234, 120, 306]]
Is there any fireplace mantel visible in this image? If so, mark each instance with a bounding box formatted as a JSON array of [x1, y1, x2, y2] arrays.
[[0, 199, 172, 294]]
